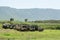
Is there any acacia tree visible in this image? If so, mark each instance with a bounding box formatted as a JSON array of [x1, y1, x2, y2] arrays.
[[10, 18, 14, 24], [10, 18, 14, 21], [25, 19, 28, 22]]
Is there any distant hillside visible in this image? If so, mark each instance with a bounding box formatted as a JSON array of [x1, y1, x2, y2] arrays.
[[0, 6, 60, 21]]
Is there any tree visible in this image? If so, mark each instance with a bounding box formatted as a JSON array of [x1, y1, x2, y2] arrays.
[[10, 18, 14, 24], [25, 19, 28, 22], [10, 18, 14, 21]]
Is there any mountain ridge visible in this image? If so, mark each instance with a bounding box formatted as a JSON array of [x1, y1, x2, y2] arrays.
[[0, 6, 60, 21]]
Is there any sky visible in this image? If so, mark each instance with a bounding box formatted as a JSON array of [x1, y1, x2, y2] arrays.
[[0, 0, 60, 9]]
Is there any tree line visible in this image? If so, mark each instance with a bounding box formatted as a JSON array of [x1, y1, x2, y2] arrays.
[[31, 20, 60, 23]]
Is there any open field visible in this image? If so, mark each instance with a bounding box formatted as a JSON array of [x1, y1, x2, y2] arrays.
[[0, 22, 60, 40], [0, 29, 60, 40]]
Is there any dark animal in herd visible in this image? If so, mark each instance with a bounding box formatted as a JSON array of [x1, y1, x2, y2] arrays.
[[2, 24, 44, 32]]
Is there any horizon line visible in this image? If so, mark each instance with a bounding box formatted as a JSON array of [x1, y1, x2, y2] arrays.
[[0, 6, 60, 9]]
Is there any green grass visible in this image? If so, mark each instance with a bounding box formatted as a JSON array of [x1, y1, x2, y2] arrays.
[[21, 22, 60, 29], [0, 29, 60, 40], [0, 22, 60, 40]]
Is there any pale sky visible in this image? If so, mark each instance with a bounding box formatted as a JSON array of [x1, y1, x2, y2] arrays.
[[0, 0, 60, 9]]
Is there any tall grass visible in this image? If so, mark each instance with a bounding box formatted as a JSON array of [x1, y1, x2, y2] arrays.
[[0, 22, 60, 40], [0, 29, 60, 40]]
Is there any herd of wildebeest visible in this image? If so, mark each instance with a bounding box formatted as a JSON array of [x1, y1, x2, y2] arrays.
[[2, 23, 44, 32]]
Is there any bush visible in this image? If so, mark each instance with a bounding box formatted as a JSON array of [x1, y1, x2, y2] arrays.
[[56, 25, 60, 30]]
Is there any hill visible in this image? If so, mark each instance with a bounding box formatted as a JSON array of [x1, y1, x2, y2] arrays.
[[0, 6, 60, 21]]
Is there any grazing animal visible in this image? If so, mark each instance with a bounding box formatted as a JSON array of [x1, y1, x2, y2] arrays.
[[2, 23, 10, 29], [9, 24, 15, 29], [20, 24, 29, 31], [29, 25, 44, 31], [38, 27, 44, 32], [14, 24, 21, 31], [2, 23, 44, 32]]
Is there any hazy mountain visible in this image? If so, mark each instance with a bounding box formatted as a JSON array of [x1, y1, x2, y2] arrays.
[[0, 6, 60, 21]]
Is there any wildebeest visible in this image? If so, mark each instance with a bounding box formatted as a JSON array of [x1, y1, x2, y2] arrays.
[[9, 24, 15, 29], [3, 23, 15, 29], [14, 24, 30, 31], [2, 23, 44, 32], [20, 24, 29, 31], [38, 27, 44, 32], [2, 23, 10, 29], [29, 25, 36, 31], [14, 24, 21, 31], [29, 25, 44, 31]]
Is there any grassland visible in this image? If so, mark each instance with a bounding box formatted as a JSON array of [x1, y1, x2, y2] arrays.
[[0, 29, 60, 40], [0, 22, 60, 40]]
